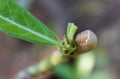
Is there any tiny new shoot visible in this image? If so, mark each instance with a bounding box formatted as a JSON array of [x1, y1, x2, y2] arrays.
[[60, 23, 78, 56]]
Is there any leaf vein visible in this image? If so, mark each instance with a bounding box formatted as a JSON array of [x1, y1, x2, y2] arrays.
[[0, 15, 58, 44]]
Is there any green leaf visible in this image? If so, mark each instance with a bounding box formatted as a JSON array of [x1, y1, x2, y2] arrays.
[[0, 0, 60, 46], [67, 23, 78, 41]]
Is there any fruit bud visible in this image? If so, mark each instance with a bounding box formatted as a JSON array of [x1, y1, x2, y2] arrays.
[[74, 30, 97, 56]]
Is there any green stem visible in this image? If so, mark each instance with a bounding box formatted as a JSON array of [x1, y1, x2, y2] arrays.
[[14, 50, 68, 79]]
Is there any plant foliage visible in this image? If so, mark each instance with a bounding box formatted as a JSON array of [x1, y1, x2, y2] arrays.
[[0, 0, 60, 46]]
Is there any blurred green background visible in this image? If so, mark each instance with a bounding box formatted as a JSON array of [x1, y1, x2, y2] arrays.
[[0, 0, 120, 79]]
